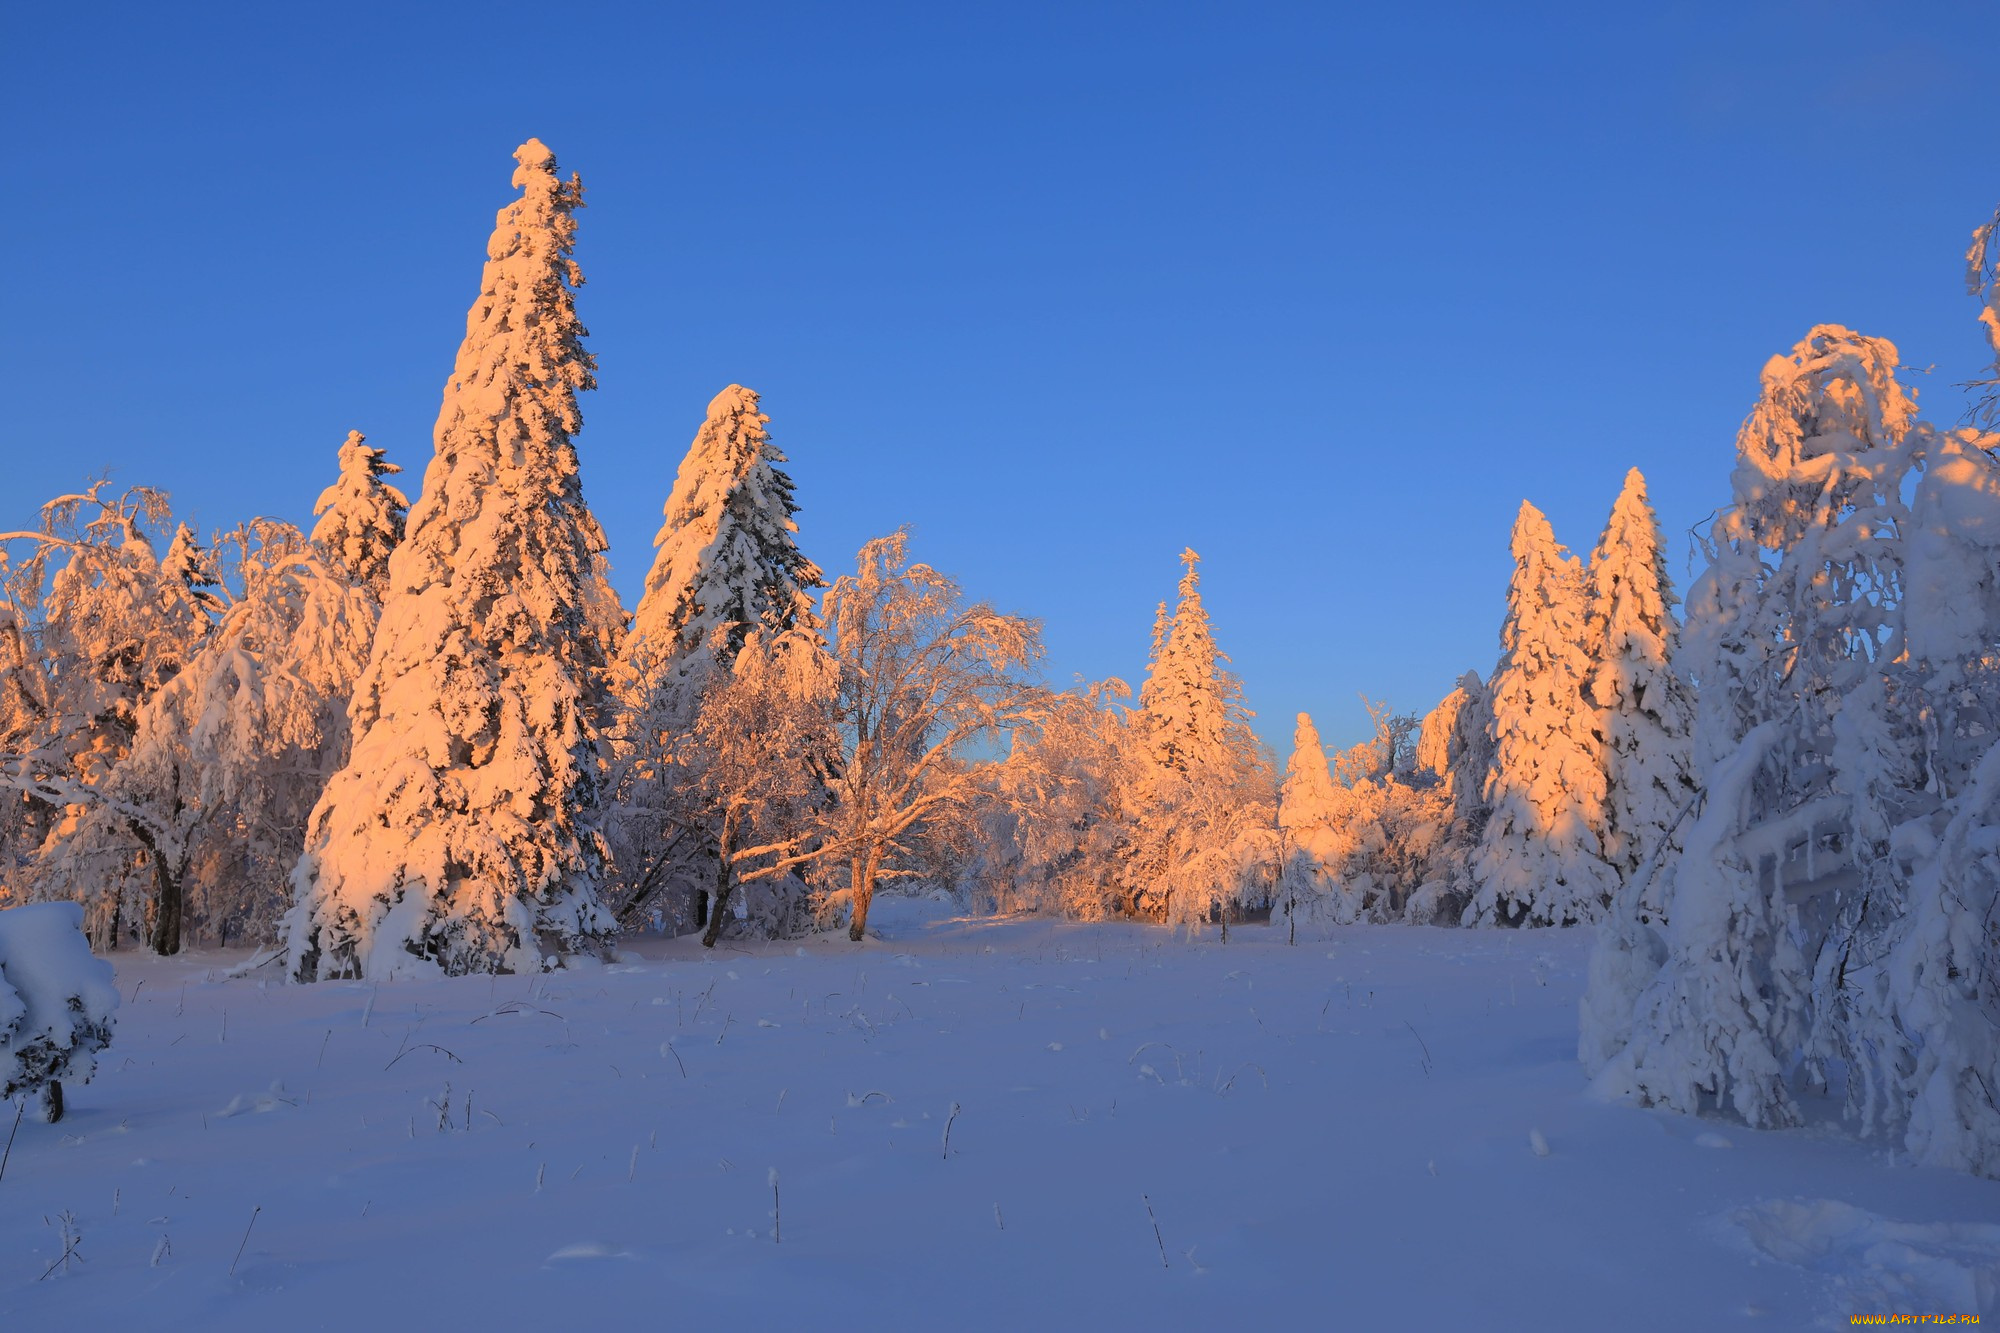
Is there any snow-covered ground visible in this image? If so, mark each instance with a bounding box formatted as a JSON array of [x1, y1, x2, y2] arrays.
[[4, 900, 1996, 1330]]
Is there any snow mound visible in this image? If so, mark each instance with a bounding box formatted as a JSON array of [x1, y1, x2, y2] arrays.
[[1728, 1199, 2000, 1318]]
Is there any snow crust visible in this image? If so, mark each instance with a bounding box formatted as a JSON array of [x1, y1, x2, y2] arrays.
[[4, 911, 1993, 1327]]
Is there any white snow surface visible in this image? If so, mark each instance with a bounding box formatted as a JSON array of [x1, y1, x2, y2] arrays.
[[5, 902, 1995, 1329]]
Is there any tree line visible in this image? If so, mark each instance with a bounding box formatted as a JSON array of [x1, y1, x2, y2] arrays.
[[1, 142, 1996, 1177]]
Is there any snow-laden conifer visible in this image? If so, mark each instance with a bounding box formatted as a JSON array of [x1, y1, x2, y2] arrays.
[[1128, 550, 1277, 930], [1586, 469, 1696, 883], [1275, 712, 1357, 934], [287, 140, 614, 980], [1582, 327, 1921, 1130], [606, 386, 825, 930], [1279, 713, 1339, 846], [625, 385, 822, 679], [1470, 502, 1613, 926], [1142, 551, 1234, 776], [310, 430, 407, 597]]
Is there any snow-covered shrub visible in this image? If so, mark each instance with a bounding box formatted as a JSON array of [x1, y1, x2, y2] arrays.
[[0, 902, 117, 1119]]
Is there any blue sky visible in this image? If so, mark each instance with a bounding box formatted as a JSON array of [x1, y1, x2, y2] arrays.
[[4, 2, 1993, 750]]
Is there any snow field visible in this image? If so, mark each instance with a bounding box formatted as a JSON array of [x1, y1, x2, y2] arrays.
[[3, 902, 1997, 1329]]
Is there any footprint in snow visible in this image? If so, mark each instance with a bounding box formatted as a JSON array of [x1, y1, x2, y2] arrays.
[[547, 1242, 629, 1262]]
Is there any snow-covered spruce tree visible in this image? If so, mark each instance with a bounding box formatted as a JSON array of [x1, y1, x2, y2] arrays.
[[1127, 550, 1278, 932], [1470, 502, 1614, 926], [1587, 468, 1696, 885], [625, 384, 822, 680], [1275, 711, 1358, 937], [1580, 326, 1926, 1132], [310, 430, 407, 597], [1141, 551, 1234, 775], [287, 139, 615, 981], [606, 385, 825, 932]]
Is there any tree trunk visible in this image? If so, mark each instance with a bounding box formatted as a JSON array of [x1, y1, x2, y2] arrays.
[[130, 819, 183, 956], [701, 809, 740, 949], [40, 1080, 64, 1124], [849, 845, 882, 942], [149, 848, 183, 956]]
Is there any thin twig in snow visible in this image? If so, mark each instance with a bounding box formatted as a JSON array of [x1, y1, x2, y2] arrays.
[[1143, 1194, 1169, 1269], [0, 1098, 23, 1185], [1404, 1021, 1433, 1077], [229, 1205, 261, 1276]]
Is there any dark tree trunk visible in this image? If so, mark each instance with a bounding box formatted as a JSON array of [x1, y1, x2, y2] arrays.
[[148, 841, 183, 956], [128, 818, 184, 956], [848, 845, 883, 942], [40, 1080, 64, 1124], [701, 809, 741, 949]]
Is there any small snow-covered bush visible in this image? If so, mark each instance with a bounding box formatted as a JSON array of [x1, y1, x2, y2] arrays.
[[0, 902, 118, 1118]]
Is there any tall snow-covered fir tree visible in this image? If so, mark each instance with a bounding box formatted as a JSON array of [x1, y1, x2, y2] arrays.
[[606, 384, 827, 932], [1141, 550, 1234, 776], [287, 139, 615, 981], [1586, 468, 1696, 884], [624, 384, 822, 681], [310, 430, 407, 597], [1128, 550, 1277, 929], [1470, 501, 1614, 926]]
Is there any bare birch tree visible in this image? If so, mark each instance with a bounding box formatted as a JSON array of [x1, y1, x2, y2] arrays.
[[819, 531, 1043, 941]]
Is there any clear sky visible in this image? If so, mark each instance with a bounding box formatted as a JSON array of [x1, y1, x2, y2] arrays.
[[3, 2, 1993, 751]]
